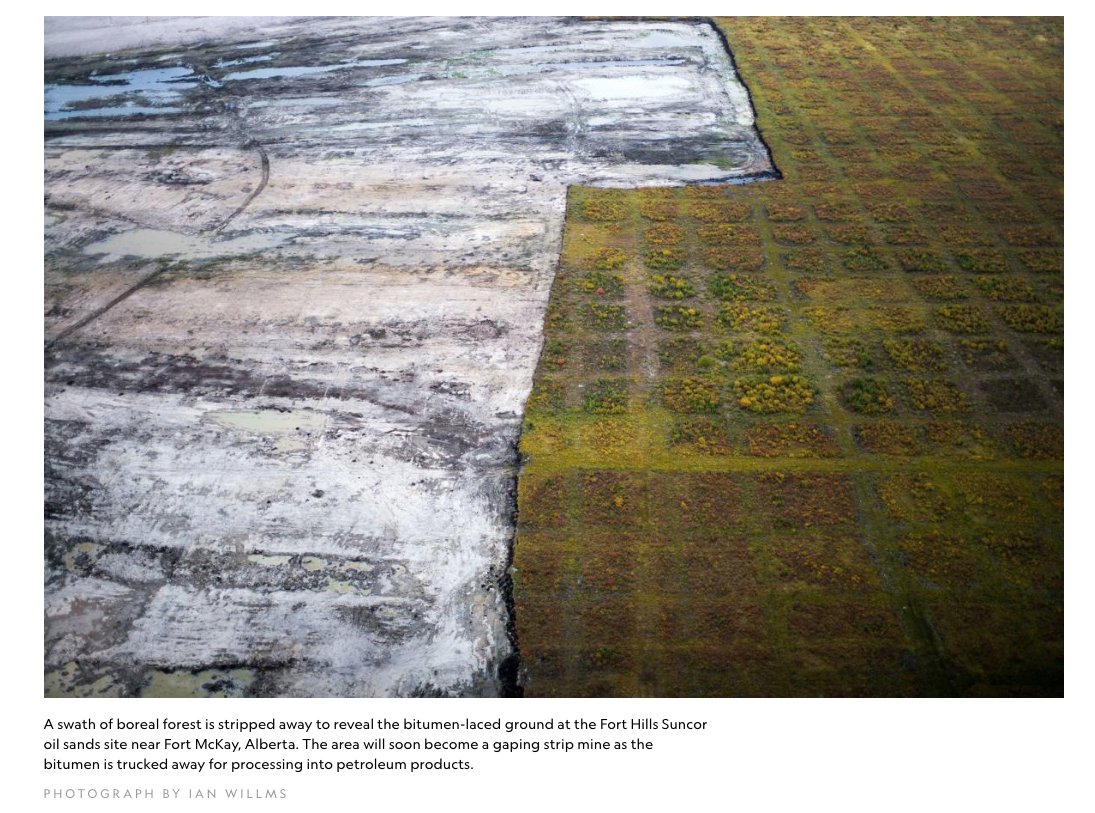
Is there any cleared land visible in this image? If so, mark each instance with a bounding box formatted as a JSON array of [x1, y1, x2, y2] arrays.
[[513, 17, 1063, 696]]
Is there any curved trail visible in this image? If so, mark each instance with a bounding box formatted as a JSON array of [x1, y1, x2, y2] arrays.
[[46, 84, 270, 350], [212, 141, 270, 235]]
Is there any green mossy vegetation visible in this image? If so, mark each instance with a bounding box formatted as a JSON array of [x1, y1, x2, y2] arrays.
[[513, 17, 1062, 697]]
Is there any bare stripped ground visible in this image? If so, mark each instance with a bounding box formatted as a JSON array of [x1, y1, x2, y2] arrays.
[[44, 16, 774, 697]]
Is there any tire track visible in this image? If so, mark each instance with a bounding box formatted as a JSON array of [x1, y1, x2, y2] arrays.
[[212, 140, 270, 235], [46, 99, 270, 349]]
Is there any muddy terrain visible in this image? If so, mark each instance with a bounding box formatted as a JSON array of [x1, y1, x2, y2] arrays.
[[44, 16, 774, 696]]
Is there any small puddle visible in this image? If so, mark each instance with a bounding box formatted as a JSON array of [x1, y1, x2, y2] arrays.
[[206, 409, 328, 434], [140, 668, 256, 698], [248, 554, 293, 567], [301, 557, 327, 572], [83, 228, 285, 261]]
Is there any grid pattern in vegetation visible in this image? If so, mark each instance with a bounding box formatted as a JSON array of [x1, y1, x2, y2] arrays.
[[513, 17, 1063, 696]]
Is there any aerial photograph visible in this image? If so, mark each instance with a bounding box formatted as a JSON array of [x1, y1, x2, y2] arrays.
[[44, 16, 1063, 698]]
